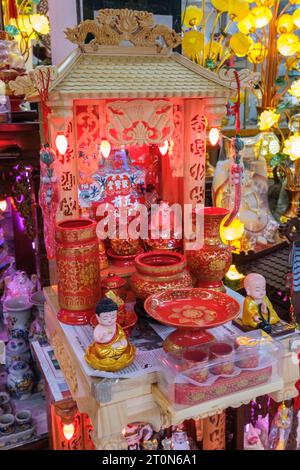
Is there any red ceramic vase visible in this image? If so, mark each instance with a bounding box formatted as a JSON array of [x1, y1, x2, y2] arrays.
[[131, 251, 193, 301], [186, 207, 232, 292], [55, 219, 100, 325]]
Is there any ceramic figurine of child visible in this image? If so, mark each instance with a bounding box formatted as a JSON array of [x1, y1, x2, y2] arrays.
[[171, 427, 191, 450], [85, 298, 135, 372], [242, 273, 280, 333]]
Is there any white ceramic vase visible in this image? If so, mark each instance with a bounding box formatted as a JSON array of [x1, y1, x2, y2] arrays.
[[4, 297, 33, 340]]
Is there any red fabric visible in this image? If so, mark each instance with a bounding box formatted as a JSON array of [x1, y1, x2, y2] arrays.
[[7, 0, 18, 20], [294, 379, 300, 410]]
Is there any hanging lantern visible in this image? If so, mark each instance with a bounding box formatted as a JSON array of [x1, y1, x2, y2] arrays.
[[230, 32, 253, 57], [0, 200, 7, 212], [277, 33, 299, 57], [159, 140, 169, 156], [182, 5, 203, 28], [247, 43, 267, 64], [292, 10, 300, 29], [251, 7, 272, 29], [277, 15, 294, 34], [209, 128, 220, 146], [63, 423, 75, 441], [55, 134, 68, 155], [100, 139, 111, 159]]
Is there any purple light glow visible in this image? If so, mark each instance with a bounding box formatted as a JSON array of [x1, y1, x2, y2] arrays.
[[15, 211, 25, 232]]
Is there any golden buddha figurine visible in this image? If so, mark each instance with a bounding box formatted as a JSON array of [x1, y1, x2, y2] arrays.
[[85, 298, 135, 372], [242, 273, 280, 333]]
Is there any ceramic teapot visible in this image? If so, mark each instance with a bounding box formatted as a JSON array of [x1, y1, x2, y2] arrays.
[[2, 271, 37, 304]]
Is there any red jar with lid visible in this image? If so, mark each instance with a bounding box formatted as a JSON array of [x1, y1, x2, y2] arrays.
[[101, 272, 127, 300]]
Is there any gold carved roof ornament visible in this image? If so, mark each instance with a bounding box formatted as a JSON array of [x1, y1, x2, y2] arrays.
[[65, 8, 181, 52]]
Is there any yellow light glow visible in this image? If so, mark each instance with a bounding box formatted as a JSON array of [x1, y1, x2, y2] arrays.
[[100, 140, 111, 159], [30, 14, 50, 35], [258, 109, 280, 131], [251, 7, 272, 29], [209, 128, 220, 146], [182, 30, 204, 61], [283, 134, 300, 161], [277, 33, 299, 57], [220, 217, 245, 243], [55, 134, 68, 155], [277, 15, 294, 34], [255, 0, 275, 6], [159, 140, 169, 156], [63, 423, 75, 441], [289, 78, 300, 99], [182, 5, 203, 28], [247, 43, 267, 64], [211, 0, 228, 12], [0, 200, 7, 212], [230, 32, 253, 57], [226, 265, 245, 281], [292, 10, 300, 29], [228, 0, 250, 22], [237, 15, 255, 34]]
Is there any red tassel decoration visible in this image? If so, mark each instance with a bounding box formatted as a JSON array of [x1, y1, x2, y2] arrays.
[[7, 0, 18, 20]]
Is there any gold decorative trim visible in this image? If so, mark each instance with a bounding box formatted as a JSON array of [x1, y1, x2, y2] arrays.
[[65, 9, 181, 52], [52, 330, 78, 397], [9, 66, 57, 100]]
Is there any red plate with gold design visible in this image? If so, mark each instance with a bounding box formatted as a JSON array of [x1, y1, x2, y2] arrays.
[[144, 288, 240, 355]]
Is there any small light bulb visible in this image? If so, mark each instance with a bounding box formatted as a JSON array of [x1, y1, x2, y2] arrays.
[[55, 134, 68, 155], [159, 140, 169, 156], [209, 128, 220, 146], [100, 140, 111, 159], [63, 423, 75, 441], [0, 200, 7, 212]]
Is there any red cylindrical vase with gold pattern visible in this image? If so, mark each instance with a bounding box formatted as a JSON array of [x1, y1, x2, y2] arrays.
[[55, 219, 100, 325], [131, 251, 193, 301], [186, 207, 232, 292]]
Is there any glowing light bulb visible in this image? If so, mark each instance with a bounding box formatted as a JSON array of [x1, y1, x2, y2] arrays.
[[209, 128, 220, 146], [55, 134, 68, 155], [0, 200, 7, 212], [100, 140, 111, 159], [63, 423, 75, 441], [159, 140, 169, 156]]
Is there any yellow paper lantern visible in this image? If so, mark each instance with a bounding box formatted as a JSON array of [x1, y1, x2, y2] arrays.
[[247, 43, 267, 63], [228, 0, 250, 21], [182, 30, 204, 61], [251, 7, 272, 29], [283, 134, 300, 161], [277, 15, 294, 34], [30, 14, 50, 35], [230, 32, 253, 57], [289, 78, 300, 99], [277, 33, 299, 57], [292, 9, 300, 29], [182, 5, 203, 28], [238, 14, 256, 34], [211, 0, 228, 12], [204, 41, 223, 61]]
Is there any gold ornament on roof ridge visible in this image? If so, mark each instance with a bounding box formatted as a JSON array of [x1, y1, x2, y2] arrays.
[[65, 8, 181, 51]]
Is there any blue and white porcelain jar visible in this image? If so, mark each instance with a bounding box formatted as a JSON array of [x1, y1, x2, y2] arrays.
[[6, 339, 31, 369], [7, 361, 34, 400]]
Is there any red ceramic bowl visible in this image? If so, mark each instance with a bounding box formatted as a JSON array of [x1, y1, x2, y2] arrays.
[[210, 342, 234, 376], [183, 349, 209, 383]]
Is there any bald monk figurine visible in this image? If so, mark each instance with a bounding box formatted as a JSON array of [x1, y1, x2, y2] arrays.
[[85, 298, 135, 372], [242, 273, 280, 333]]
